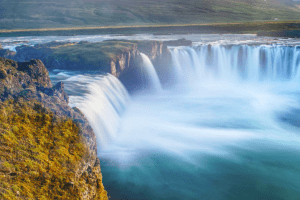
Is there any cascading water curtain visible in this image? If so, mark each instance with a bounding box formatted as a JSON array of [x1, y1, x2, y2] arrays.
[[169, 45, 300, 82], [69, 74, 130, 150]]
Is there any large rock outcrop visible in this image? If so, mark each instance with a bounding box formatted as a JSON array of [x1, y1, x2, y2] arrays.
[[118, 40, 174, 91], [0, 39, 191, 74], [0, 57, 108, 200], [0, 41, 140, 76], [0, 39, 192, 92]]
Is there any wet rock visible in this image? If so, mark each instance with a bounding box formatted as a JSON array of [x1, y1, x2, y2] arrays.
[[0, 68, 7, 79], [163, 38, 192, 46]]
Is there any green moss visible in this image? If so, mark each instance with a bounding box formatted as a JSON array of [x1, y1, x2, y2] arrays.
[[11, 126, 19, 133], [52, 40, 138, 65], [1, 0, 300, 31]]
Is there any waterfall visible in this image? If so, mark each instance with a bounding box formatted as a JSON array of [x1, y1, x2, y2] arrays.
[[68, 74, 130, 150], [98, 43, 300, 200], [169, 45, 300, 82], [46, 38, 300, 200], [56, 43, 300, 151], [61, 44, 300, 151], [140, 53, 162, 92]]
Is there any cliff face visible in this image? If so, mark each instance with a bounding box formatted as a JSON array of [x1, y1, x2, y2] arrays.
[[138, 41, 173, 85], [0, 58, 108, 200], [134, 39, 192, 87], [110, 44, 139, 77], [118, 40, 173, 91], [0, 41, 140, 77], [0, 39, 191, 77], [109, 39, 192, 80]]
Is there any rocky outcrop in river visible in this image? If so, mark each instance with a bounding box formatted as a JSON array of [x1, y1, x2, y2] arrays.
[[0, 39, 191, 74], [0, 38, 191, 92]]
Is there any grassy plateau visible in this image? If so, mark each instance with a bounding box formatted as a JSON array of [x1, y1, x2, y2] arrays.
[[0, 0, 300, 30]]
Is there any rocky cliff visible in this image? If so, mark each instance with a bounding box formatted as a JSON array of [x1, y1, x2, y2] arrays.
[[132, 39, 191, 87], [0, 39, 191, 92], [0, 58, 108, 200], [0, 41, 140, 77], [118, 40, 173, 91], [0, 39, 190, 73]]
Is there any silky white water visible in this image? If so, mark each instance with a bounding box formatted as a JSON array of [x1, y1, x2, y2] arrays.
[[99, 45, 300, 200], [98, 80, 300, 200], [169, 45, 300, 83], [139, 53, 162, 92], [47, 36, 300, 200], [49, 72, 130, 148]]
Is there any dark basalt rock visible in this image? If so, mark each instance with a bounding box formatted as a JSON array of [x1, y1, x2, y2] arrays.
[[0, 49, 16, 58], [257, 30, 300, 38], [0, 57, 52, 101], [0, 68, 7, 79], [163, 38, 192, 46]]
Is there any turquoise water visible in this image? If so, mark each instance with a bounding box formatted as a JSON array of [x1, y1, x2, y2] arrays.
[[99, 80, 300, 200]]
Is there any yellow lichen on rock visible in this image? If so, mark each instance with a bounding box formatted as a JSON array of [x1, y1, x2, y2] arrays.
[[0, 99, 108, 200], [0, 57, 108, 200]]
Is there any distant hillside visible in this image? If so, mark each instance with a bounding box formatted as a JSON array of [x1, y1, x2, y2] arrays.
[[1, 0, 300, 29]]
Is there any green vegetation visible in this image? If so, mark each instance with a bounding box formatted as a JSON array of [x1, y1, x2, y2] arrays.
[[52, 40, 138, 64], [1, 21, 300, 37], [0, 99, 108, 200], [12, 40, 150, 71], [0, 0, 300, 30]]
